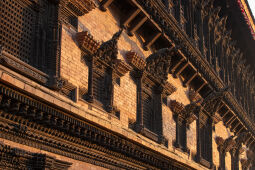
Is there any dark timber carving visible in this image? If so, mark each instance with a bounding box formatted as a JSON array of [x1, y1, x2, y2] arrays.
[[169, 100, 198, 152], [0, 83, 192, 170], [0, 142, 72, 170], [128, 48, 176, 145], [83, 29, 131, 114]]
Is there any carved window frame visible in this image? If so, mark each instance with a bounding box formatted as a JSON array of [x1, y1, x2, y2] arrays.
[[127, 48, 177, 146], [196, 110, 213, 168], [170, 100, 197, 153], [78, 30, 131, 116]]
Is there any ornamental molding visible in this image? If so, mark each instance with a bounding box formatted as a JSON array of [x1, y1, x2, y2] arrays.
[[0, 83, 192, 170], [0, 142, 72, 170]]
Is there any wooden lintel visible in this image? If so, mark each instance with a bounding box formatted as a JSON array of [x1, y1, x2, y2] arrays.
[[143, 32, 162, 50], [173, 62, 189, 78], [128, 16, 147, 36], [100, 0, 115, 11], [122, 8, 141, 27], [183, 72, 197, 87], [169, 57, 185, 74], [195, 81, 206, 93]]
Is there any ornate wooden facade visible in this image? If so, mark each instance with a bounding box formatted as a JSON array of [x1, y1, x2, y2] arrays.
[[0, 0, 255, 169]]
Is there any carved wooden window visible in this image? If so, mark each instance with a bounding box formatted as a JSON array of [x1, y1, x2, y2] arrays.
[[170, 100, 197, 152], [0, 0, 95, 87], [91, 60, 112, 110], [79, 30, 131, 115], [141, 81, 163, 136], [127, 48, 177, 146], [0, 0, 36, 63], [197, 111, 212, 167]]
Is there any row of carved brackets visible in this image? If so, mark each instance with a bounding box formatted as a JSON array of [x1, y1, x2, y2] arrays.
[[96, 0, 255, 152]]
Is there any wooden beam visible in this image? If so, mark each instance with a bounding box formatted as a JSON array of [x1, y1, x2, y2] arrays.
[[169, 57, 185, 74], [128, 16, 147, 36], [195, 81, 206, 93], [143, 32, 161, 51], [236, 126, 244, 135], [122, 8, 141, 27], [232, 122, 241, 132], [221, 110, 230, 119], [183, 72, 197, 87], [225, 115, 236, 126], [100, 0, 115, 11], [173, 62, 189, 78]]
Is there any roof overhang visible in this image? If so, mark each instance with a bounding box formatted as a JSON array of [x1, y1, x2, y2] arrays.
[[238, 0, 255, 39]]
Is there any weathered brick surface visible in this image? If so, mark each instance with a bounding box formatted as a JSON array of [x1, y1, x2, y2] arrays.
[[0, 4, 246, 170]]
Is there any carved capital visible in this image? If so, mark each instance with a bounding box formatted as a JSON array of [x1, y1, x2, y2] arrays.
[[113, 59, 132, 77], [126, 51, 146, 70], [76, 31, 100, 54]]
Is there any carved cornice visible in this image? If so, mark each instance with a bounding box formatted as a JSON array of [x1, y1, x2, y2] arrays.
[[76, 31, 100, 54], [0, 142, 72, 169], [126, 51, 146, 70], [0, 83, 193, 170], [113, 59, 132, 77]]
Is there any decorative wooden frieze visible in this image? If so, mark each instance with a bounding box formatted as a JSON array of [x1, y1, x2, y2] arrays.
[[76, 31, 100, 54], [0, 83, 193, 170], [66, 0, 96, 16], [126, 51, 146, 70], [0, 142, 72, 170]]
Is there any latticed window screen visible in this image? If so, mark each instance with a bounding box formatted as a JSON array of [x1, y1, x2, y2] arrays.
[[200, 113, 212, 162], [143, 90, 155, 133], [93, 71, 107, 106], [0, 0, 36, 63], [179, 121, 187, 149]]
